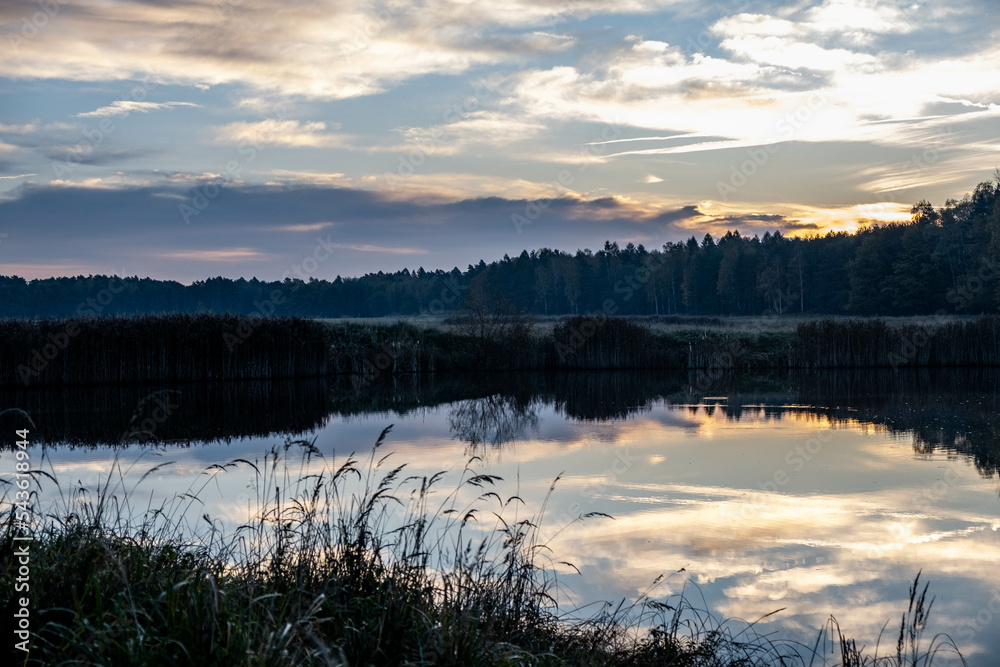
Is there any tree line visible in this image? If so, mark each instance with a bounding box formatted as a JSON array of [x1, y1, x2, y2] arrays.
[[2, 179, 998, 319]]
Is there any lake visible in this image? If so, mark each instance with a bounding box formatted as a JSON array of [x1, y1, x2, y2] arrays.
[[3, 368, 999, 665]]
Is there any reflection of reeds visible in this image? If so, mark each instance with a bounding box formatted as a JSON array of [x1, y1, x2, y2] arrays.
[[5, 369, 999, 477], [0, 380, 332, 447], [0, 429, 966, 666]]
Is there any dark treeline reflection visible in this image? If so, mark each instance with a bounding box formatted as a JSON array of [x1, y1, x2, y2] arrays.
[[801, 369, 1000, 478], [0, 380, 331, 448], [2, 370, 998, 476], [679, 368, 1000, 477]]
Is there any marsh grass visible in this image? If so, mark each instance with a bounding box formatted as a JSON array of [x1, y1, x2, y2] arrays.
[[819, 573, 967, 667], [1, 314, 333, 386], [0, 428, 968, 666], [795, 317, 1000, 368], [3, 314, 998, 387]]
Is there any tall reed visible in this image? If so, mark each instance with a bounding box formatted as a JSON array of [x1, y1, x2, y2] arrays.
[[794, 316, 1000, 368], [3, 314, 997, 387], [0, 314, 333, 386]]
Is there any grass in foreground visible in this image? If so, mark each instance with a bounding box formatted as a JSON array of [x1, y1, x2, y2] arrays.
[[0, 428, 968, 666]]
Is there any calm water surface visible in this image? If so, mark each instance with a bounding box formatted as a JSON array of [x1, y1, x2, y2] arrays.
[[3, 370, 999, 664]]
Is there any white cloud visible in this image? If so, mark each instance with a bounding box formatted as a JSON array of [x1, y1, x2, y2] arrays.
[[2, 0, 995, 230], [714, 1, 919, 48], [266, 170, 351, 186], [0, 122, 39, 133], [395, 111, 547, 156], [802, 0, 918, 36], [267, 222, 336, 232], [0, 0, 615, 100], [213, 119, 346, 148], [265, 168, 576, 202], [235, 96, 292, 114], [718, 35, 879, 71], [158, 248, 269, 261], [329, 243, 427, 255], [506, 15, 1000, 160], [75, 101, 199, 118]]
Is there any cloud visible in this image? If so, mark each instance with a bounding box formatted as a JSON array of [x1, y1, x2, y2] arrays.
[[234, 96, 291, 114], [266, 170, 570, 203], [2, 0, 996, 269], [213, 120, 346, 148], [330, 243, 427, 255], [46, 173, 157, 189], [713, 213, 817, 231], [652, 204, 704, 223], [718, 34, 878, 72], [0, 173, 975, 284], [585, 133, 710, 147], [0, 122, 39, 133], [268, 222, 335, 232], [0, 0, 608, 100], [932, 96, 1000, 111], [712, 1, 920, 49], [157, 248, 269, 261], [801, 0, 919, 37], [0, 181, 721, 280], [395, 111, 547, 156], [0, 263, 117, 277], [76, 101, 200, 118], [506, 6, 1000, 159], [44, 148, 156, 166], [660, 207, 824, 237]]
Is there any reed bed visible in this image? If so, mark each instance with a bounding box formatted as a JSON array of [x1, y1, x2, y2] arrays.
[[0, 314, 333, 387], [795, 316, 1000, 368], [326, 320, 432, 375], [0, 428, 968, 666], [326, 319, 543, 375], [2, 314, 998, 387], [548, 316, 682, 370]]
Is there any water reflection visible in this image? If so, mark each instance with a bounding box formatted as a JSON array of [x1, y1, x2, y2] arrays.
[[448, 394, 539, 446], [0, 379, 330, 447], [2, 369, 999, 664], [3, 370, 999, 477]]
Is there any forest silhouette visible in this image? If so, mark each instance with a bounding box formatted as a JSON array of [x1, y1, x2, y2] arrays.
[[2, 179, 998, 318]]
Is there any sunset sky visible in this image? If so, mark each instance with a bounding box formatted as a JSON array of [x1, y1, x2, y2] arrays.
[[1, 0, 997, 282]]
